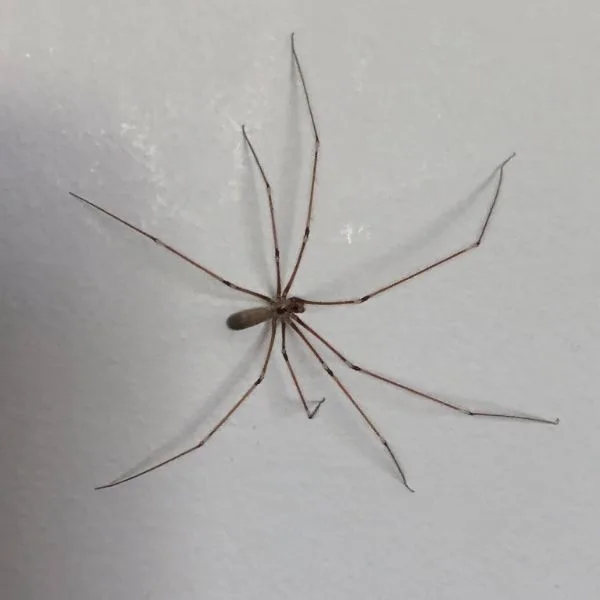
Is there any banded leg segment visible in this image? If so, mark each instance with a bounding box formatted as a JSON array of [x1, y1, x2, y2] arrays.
[[283, 33, 321, 295], [299, 153, 516, 307], [288, 320, 414, 492], [95, 320, 278, 490], [281, 321, 325, 419], [294, 316, 559, 425], [242, 125, 282, 296], [69, 192, 269, 302]]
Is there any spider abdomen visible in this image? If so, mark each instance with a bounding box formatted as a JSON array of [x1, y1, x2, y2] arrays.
[[226, 306, 273, 330]]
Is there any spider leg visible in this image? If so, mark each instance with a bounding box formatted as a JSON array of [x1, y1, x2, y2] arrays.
[[288, 320, 414, 492], [95, 320, 278, 490], [283, 33, 321, 295], [281, 321, 325, 419], [294, 316, 559, 425], [299, 153, 516, 306], [242, 125, 282, 296], [69, 192, 269, 302]]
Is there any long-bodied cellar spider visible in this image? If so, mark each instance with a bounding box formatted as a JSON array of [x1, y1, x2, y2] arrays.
[[71, 33, 558, 492]]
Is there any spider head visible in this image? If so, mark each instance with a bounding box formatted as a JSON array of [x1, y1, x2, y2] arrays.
[[287, 297, 306, 314]]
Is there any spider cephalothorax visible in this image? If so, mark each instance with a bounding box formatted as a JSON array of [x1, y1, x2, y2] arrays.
[[226, 297, 306, 331]]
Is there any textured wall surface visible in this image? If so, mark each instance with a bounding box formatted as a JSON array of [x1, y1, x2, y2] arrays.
[[1, 2, 598, 599]]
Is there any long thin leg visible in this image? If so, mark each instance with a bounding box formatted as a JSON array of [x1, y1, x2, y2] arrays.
[[281, 321, 325, 418], [95, 320, 278, 490], [69, 192, 269, 302], [299, 153, 515, 306], [288, 321, 414, 492], [242, 125, 282, 297], [283, 32, 321, 296], [294, 316, 559, 425]]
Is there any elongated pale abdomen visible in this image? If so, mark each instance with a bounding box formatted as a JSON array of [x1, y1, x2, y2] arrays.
[[226, 306, 273, 330]]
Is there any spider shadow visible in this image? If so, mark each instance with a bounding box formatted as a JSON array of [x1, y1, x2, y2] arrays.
[[303, 160, 507, 301]]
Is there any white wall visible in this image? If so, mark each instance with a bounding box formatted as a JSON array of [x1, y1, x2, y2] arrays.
[[1, 2, 598, 599]]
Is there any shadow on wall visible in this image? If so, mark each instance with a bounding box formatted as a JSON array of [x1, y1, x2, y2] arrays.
[[0, 64, 272, 596]]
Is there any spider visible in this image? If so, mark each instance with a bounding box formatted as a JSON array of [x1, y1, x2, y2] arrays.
[[70, 33, 558, 492]]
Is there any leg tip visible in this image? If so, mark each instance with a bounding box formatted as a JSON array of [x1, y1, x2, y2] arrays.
[[502, 152, 517, 167], [308, 397, 326, 419]]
